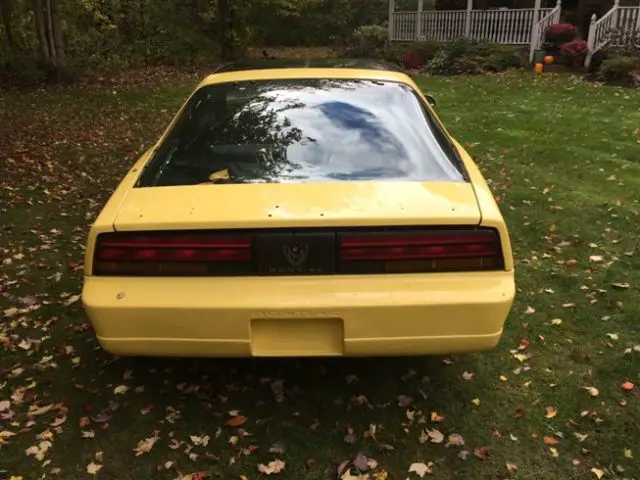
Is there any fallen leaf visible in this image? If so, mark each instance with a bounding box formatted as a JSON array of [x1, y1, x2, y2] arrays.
[[28, 404, 55, 417], [471, 398, 481, 406], [474, 447, 489, 460], [426, 428, 444, 444], [585, 387, 599, 397], [611, 282, 630, 290], [51, 415, 67, 427], [607, 333, 619, 340], [589, 255, 603, 263], [544, 436, 560, 446], [549, 447, 559, 457], [430, 411, 445, 422], [506, 462, 518, 472], [462, 371, 474, 380], [551, 318, 563, 326], [524, 306, 535, 315], [624, 448, 632, 458], [209, 169, 230, 182], [545, 407, 558, 419], [258, 459, 286, 475], [0, 400, 10, 412], [87, 462, 102, 475], [591, 467, 604, 479], [133, 431, 160, 456], [621, 381, 634, 391], [446, 433, 465, 447], [408, 462, 433, 477], [574, 432, 588, 442], [113, 385, 129, 395], [226, 415, 248, 427]]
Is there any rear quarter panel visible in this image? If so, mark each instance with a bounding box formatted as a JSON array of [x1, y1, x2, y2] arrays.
[[83, 150, 152, 275], [452, 139, 514, 272]]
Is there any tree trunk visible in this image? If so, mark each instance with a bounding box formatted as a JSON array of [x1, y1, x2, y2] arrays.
[[218, 0, 232, 60], [44, 0, 57, 63], [33, 0, 50, 64], [50, 0, 65, 65], [1, 0, 14, 49]]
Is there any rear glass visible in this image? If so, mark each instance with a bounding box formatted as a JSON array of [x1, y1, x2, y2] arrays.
[[137, 78, 465, 187]]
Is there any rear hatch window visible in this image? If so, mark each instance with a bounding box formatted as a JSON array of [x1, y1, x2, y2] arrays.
[[137, 78, 466, 187]]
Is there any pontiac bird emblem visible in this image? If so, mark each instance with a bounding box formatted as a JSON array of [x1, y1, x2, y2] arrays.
[[283, 244, 309, 266]]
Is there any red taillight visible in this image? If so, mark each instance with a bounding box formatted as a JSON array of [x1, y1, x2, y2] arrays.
[[337, 229, 502, 273], [93, 232, 253, 276]]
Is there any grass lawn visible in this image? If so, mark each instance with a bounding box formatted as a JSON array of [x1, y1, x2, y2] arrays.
[[1, 70, 639, 480]]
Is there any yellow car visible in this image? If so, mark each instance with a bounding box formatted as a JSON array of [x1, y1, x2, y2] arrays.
[[82, 59, 515, 358]]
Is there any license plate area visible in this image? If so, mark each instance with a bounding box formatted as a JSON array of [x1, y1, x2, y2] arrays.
[[255, 232, 335, 276], [250, 318, 344, 356]]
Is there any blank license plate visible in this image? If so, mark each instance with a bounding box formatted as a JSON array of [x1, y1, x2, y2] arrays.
[[250, 318, 344, 356]]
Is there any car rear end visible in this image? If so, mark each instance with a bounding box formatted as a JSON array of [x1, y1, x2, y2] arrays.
[[81, 68, 515, 357]]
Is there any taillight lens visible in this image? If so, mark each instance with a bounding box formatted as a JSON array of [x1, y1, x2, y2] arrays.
[[337, 229, 503, 273], [93, 232, 253, 276]]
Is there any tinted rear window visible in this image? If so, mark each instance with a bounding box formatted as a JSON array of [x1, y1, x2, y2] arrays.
[[137, 78, 465, 187]]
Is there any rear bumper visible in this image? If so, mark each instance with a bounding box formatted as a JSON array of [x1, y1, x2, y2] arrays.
[[82, 271, 515, 357]]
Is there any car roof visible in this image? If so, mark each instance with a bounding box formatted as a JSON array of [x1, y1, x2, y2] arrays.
[[212, 58, 404, 73], [198, 58, 411, 88]]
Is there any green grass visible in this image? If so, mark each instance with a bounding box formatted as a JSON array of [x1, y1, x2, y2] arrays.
[[1, 71, 639, 480]]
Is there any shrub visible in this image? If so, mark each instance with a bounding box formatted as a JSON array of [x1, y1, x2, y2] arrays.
[[403, 51, 422, 69], [344, 24, 389, 58], [598, 55, 640, 85], [425, 40, 525, 74], [560, 39, 588, 57], [0, 52, 47, 86], [545, 23, 578, 49]]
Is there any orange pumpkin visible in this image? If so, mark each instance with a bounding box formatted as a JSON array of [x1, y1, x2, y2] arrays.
[[544, 55, 554, 65], [534, 63, 544, 73]]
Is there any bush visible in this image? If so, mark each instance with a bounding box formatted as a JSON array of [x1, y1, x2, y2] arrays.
[[425, 40, 525, 74], [0, 52, 47, 86], [560, 39, 588, 57], [544, 23, 578, 50], [598, 55, 640, 85], [344, 24, 389, 58]]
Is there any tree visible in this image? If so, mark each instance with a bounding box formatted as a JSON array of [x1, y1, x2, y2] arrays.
[[33, 0, 65, 78], [1, 0, 15, 49]]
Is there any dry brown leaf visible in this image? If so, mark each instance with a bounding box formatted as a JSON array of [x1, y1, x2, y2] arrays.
[[86, 462, 102, 475], [585, 386, 599, 397], [543, 436, 560, 446], [545, 406, 558, 418], [226, 415, 248, 427], [258, 459, 285, 475], [426, 428, 444, 444], [408, 462, 433, 477], [133, 431, 160, 456], [473, 447, 490, 460], [209, 169, 230, 182]]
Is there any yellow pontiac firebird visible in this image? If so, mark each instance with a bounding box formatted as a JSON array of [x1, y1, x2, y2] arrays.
[[82, 59, 515, 358]]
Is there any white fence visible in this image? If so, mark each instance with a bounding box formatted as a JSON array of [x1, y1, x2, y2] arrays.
[[391, 7, 554, 44], [585, 0, 640, 67]]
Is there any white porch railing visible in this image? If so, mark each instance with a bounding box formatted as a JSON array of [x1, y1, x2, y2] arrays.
[[528, 1, 562, 62], [388, 0, 562, 62], [585, 0, 640, 68], [390, 4, 554, 44]]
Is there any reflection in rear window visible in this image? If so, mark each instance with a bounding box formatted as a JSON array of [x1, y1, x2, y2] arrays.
[[137, 78, 465, 187]]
